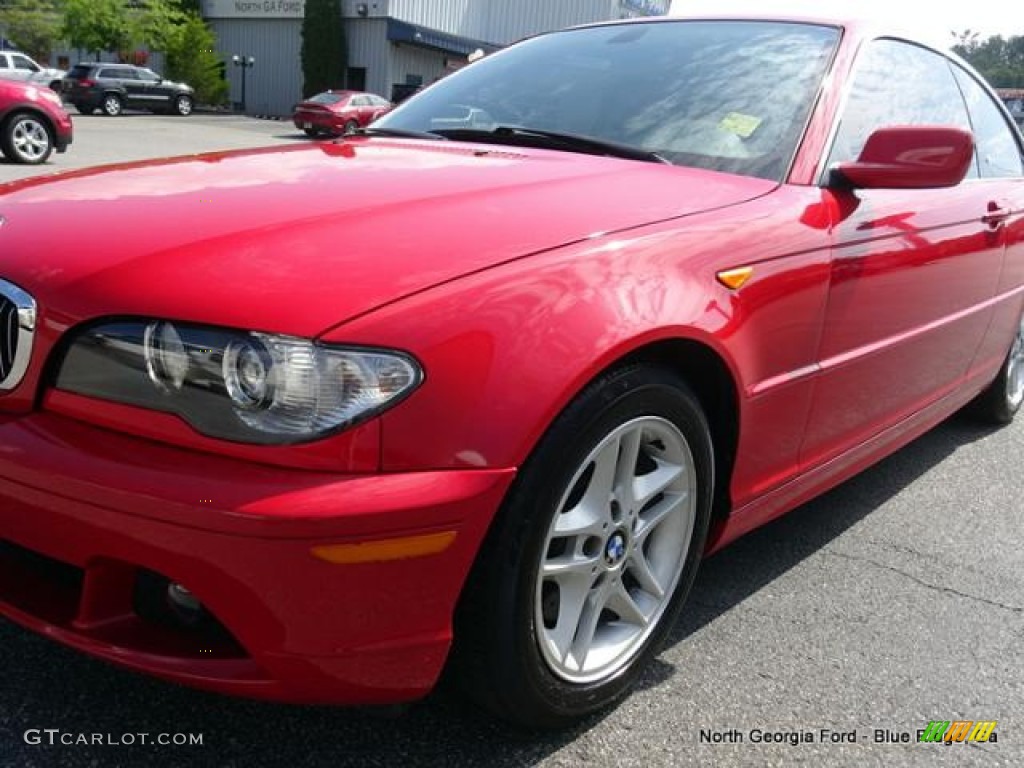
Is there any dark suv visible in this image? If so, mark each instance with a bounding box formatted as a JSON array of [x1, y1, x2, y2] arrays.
[[64, 63, 195, 117]]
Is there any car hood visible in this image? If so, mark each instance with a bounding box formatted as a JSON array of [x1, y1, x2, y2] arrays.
[[0, 139, 774, 338]]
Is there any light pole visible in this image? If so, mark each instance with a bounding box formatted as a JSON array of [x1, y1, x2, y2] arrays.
[[231, 55, 255, 113]]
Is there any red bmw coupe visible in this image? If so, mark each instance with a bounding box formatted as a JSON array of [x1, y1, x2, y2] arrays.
[[0, 12, 1022, 728]]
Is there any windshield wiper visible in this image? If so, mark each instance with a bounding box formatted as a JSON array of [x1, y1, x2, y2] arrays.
[[358, 127, 447, 140], [432, 125, 669, 164]]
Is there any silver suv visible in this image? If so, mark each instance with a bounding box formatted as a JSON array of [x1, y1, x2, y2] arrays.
[[0, 51, 65, 91]]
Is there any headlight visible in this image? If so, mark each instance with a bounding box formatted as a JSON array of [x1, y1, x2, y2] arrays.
[[54, 320, 423, 445]]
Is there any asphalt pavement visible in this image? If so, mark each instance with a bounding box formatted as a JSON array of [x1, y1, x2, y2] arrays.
[[0, 112, 301, 184], [1, 114, 1022, 767]]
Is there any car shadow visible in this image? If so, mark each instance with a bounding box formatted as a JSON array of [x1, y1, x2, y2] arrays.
[[0, 414, 1002, 767], [651, 412, 999, 671]]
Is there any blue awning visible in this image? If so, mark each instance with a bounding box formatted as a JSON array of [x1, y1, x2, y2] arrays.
[[386, 19, 500, 58]]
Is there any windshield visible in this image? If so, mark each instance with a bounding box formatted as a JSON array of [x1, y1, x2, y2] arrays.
[[376, 20, 839, 180]]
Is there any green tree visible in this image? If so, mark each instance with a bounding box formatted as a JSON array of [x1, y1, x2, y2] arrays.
[[61, 0, 130, 60], [0, 0, 61, 60], [130, 0, 185, 53], [301, 0, 346, 97], [164, 12, 227, 105], [953, 31, 1024, 89]]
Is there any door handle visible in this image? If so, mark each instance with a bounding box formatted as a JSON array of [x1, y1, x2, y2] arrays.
[[982, 202, 1011, 227]]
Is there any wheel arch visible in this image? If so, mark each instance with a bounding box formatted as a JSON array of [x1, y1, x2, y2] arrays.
[[0, 107, 56, 143], [0, 104, 54, 129], [614, 337, 740, 525]]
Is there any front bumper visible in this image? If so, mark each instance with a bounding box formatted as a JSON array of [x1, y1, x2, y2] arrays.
[[54, 121, 72, 152], [0, 412, 514, 704]]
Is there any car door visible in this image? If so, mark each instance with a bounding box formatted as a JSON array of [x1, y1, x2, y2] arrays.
[[115, 68, 145, 108], [138, 68, 170, 107], [7, 54, 39, 82], [950, 64, 1024, 379], [351, 95, 375, 126], [368, 95, 391, 122], [800, 38, 1005, 470]]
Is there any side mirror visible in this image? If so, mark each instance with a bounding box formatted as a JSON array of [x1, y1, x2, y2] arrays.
[[829, 126, 974, 190]]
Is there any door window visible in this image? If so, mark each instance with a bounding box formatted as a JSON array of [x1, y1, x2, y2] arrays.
[[11, 54, 39, 72], [951, 66, 1024, 178], [827, 39, 974, 176]]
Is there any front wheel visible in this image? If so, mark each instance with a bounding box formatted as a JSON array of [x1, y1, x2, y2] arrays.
[[972, 314, 1024, 424], [453, 365, 714, 729], [1, 113, 54, 165], [173, 95, 194, 116]]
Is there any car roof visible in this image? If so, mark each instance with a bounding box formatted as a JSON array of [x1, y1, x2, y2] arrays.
[[664, 1, 941, 47], [567, 4, 945, 52]]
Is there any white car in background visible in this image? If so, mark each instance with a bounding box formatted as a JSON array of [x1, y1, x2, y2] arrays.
[[0, 51, 65, 91]]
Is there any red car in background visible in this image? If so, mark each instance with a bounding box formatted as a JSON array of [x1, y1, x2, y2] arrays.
[[0, 79, 72, 164], [0, 13, 1023, 730], [292, 90, 391, 137]]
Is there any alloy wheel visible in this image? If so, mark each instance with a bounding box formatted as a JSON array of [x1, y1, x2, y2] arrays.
[[103, 95, 122, 116], [9, 117, 51, 163], [535, 416, 696, 683]]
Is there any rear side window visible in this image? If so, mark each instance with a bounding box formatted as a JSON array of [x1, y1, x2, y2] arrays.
[[98, 68, 129, 79], [827, 39, 973, 174], [11, 55, 38, 71], [951, 66, 1024, 178], [309, 92, 346, 105]]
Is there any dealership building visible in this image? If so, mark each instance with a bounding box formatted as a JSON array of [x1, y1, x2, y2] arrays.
[[200, 0, 669, 116]]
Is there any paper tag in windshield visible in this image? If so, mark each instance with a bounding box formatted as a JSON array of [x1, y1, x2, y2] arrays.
[[719, 112, 762, 139]]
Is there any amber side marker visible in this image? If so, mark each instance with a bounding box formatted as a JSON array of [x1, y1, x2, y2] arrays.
[[716, 267, 754, 290], [311, 531, 457, 565]]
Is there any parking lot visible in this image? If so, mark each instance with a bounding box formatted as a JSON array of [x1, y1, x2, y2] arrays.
[[0, 112, 302, 183], [1, 114, 1022, 767]]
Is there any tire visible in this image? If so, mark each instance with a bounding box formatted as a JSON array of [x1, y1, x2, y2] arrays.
[[101, 93, 123, 117], [452, 365, 714, 729], [1, 112, 54, 165], [49, 80, 62, 92], [343, 119, 359, 136], [303, 128, 319, 138], [971, 313, 1024, 425], [76, 104, 96, 115], [173, 95, 194, 116]]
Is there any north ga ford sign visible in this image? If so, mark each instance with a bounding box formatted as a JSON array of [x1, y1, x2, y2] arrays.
[[202, 0, 305, 18], [620, 0, 670, 14]]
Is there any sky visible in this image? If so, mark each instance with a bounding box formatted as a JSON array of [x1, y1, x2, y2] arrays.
[[667, 1, 1023, 46]]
